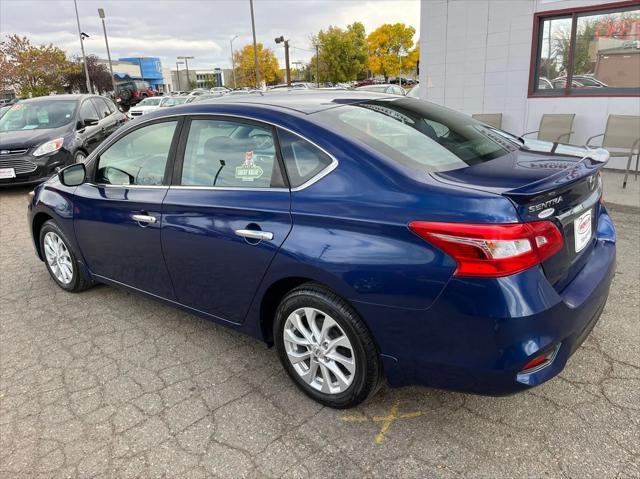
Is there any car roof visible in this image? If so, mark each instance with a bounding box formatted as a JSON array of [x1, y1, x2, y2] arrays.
[[190, 89, 399, 114], [19, 94, 97, 103]]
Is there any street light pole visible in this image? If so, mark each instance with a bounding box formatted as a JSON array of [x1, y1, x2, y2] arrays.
[[175, 61, 184, 90], [178, 56, 194, 89], [315, 43, 320, 88], [275, 36, 290, 87], [98, 8, 116, 94], [230, 35, 239, 89], [73, 0, 92, 93], [249, 0, 260, 89]]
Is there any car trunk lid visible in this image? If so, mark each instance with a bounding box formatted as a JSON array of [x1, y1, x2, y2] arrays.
[[432, 141, 608, 289]]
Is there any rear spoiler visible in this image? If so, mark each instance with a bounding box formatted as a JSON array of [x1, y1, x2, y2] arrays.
[[504, 147, 609, 203]]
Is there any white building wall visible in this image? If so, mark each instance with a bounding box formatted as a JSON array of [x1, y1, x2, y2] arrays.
[[419, 0, 640, 169]]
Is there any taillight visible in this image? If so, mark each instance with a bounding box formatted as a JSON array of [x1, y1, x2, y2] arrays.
[[408, 221, 564, 277]]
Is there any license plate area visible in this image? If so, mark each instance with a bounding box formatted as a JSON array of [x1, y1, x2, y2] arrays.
[[0, 167, 16, 179], [574, 209, 592, 253]]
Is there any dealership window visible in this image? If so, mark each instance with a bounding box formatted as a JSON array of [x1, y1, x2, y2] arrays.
[[531, 2, 640, 96]]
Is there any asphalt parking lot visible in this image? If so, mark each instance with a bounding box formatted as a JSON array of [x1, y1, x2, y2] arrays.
[[1, 186, 638, 479]]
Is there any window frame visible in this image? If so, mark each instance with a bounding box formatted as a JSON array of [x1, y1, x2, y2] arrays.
[[88, 117, 184, 187], [528, 0, 640, 98], [172, 115, 288, 190]]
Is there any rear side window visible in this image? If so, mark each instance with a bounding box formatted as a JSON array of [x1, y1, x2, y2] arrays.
[[278, 129, 333, 188], [180, 119, 285, 188], [315, 99, 518, 173], [96, 121, 177, 185]]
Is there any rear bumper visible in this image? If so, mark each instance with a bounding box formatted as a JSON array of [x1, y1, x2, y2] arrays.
[[359, 207, 616, 395]]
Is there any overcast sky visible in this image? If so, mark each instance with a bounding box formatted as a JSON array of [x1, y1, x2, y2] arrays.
[[0, 0, 420, 71]]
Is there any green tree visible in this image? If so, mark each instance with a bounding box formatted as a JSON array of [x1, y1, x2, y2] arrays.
[[234, 43, 281, 87], [367, 23, 416, 81], [313, 22, 368, 83], [0, 34, 70, 97], [64, 55, 113, 93]]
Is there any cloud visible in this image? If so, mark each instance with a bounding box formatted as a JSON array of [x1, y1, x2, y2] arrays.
[[0, 0, 420, 70]]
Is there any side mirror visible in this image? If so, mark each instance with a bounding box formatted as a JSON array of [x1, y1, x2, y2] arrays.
[[58, 163, 86, 187]]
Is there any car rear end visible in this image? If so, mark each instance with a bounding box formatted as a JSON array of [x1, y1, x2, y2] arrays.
[[313, 97, 616, 394], [406, 159, 615, 394]]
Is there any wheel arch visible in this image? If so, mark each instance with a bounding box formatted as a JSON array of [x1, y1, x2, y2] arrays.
[[259, 276, 313, 345], [32, 212, 53, 260]]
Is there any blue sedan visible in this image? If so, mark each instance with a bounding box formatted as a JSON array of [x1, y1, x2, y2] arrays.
[[28, 91, 615, 408]]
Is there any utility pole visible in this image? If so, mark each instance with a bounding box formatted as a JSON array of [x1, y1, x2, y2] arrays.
[[175, 61, 184, 90], [178, 56, 194, 89], [230, 35, 239, 89], [98, 8, 116, 94], [275, 36, 290, 86], [315, 43, 320, 88], [249, 0, 260, 88], [73, 0, 92, 93]]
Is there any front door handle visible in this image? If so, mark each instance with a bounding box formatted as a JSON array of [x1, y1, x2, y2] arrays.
[[235, 229, 273, 241], [132, 214, 157, 224]]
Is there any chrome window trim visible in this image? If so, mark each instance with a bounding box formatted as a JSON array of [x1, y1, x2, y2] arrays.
[[86, 111, 339, 192], [84, 183, 167, 189]]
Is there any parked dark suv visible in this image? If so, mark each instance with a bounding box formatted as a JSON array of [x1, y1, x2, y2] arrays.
[[114, 80, 156, 111], [0, 94, 126, 186]]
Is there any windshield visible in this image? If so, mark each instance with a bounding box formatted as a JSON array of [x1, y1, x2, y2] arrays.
[[315, 99, 518, 173], [0, 100, 77, 131], [161, 97, 188, 107], [139, 97, 162, 106]]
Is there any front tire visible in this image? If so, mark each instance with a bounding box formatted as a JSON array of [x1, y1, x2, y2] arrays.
[[274, 283, 382, 408], [40, 220, 92, 292]]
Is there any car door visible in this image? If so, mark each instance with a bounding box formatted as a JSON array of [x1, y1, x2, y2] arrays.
[[77, 99, 103, 153], [161, 116, 292, 324], [73, 118, 182, 299]]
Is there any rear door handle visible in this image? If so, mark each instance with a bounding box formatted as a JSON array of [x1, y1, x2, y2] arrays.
[[235, 229, 273, 241], [132, 214, 157, 224]]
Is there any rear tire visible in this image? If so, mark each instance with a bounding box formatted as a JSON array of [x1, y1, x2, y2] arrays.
[[40, 220, 92, 293], [274, 283, 382, 408]]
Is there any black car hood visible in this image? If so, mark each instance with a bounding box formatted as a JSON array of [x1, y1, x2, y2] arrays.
[[0, 126, 71, 151]]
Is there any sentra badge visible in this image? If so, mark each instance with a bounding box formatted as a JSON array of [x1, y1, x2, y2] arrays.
[[528, 196, 563, 213]]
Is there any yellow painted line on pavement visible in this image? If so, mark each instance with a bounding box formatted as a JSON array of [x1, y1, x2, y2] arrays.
[[341, 399, 424, 444]]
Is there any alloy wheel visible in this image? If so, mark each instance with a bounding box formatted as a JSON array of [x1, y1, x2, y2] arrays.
[[283, 307, 356, 394], [43, 231, 73, 285]]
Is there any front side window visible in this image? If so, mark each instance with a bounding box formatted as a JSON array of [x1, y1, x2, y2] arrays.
[[278, 130, 333, 187], [91, 98, 111, 119], [79, 100, 99, 123], [532, 4, 640, 95], [180, 119, 283, 188], [316, 99, 518, 173], [96, 121, 177, 185]]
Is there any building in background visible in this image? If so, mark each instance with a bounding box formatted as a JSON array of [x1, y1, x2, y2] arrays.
[[96, 59, 141, 79], [419, 0, 640, 169], [118, 57, 165, 90], [171, 67, 226, 91]]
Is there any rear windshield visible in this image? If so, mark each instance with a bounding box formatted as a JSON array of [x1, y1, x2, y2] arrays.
[[315, 99, 518, 172]]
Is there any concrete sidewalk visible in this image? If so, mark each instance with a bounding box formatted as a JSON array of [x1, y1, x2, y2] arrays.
[[602, 169, 639, 211]]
